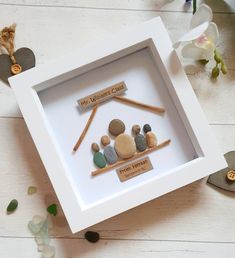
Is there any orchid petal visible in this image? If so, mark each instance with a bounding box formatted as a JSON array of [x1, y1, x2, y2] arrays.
[[194, 36, 215, 54], [181, 43, 213, 60], [205, 22, 219, 44], [173, 22, 209, 48], [190, 4, 213, 29]]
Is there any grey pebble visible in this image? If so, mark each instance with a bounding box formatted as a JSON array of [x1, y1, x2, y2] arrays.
[[135, 134, 147, 152], [104, 145, 118, 164]]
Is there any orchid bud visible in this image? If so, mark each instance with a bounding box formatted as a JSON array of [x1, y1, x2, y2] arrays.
[[214, 50, 222, 64], [212, 66, 220, 78], [221, 62, 228, 75], [199, 59, 209, 65]]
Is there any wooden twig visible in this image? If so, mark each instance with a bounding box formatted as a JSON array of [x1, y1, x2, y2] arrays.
[[73, 105, 98, 153], [91, 139, 171, 176], [113, 96, 165, 114]]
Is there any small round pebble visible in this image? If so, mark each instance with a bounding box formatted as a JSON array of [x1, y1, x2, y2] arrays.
[[143, 124, 152, 134], [85, 231, 100, 243], [91, 142, 100, 152], [93, 152, 106, 168], [114, 133, 136, 159], [101, 135, 110, 146], [135, 134, 147, 152], [109, 119, 125, 136], [132, 124, 141, 135]]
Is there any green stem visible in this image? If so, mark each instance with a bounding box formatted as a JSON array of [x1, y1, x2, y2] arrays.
[[193, 0, 197, 14]]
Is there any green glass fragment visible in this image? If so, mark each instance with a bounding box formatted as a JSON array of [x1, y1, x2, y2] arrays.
[[47, 204, 57, 216], [28, 186, 37, 195], [7, 199, 18, 214]]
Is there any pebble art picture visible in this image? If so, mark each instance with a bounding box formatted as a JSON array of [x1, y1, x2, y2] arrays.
[[72, 83, 171, 179]]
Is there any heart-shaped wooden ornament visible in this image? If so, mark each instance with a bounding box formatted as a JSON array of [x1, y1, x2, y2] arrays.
[[0, 47, 35, 85], [207, 151, 235, 192]]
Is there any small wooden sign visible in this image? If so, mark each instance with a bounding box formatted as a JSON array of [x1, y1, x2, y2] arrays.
[[77, 82, 127, 111], [116, 156, 153, 182]]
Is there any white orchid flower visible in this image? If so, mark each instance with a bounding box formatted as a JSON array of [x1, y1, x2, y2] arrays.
[[174, 4, 219, 60]]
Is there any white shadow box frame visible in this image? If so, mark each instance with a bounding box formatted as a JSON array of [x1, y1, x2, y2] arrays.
[[9, 17, 227, 233]]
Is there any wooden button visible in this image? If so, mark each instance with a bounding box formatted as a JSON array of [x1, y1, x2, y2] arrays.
[[11, 64, 22, 75], [226, 170, 235, 182]]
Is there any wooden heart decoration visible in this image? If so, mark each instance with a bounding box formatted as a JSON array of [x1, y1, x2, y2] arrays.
[[207, 151, 235, 192], [0, 47, 35, 85]]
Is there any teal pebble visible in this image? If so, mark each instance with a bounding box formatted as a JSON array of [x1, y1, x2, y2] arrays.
[[135, 134, 147, 152], [93, 152, 106, 168]]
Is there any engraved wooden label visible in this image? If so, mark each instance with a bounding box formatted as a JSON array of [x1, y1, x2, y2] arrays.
[[77, 81, 127, 111], [116, 157, 153, 182]]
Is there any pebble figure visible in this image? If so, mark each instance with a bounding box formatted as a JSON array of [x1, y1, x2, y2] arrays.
[[146, 132, 157, 148], [134, 133, 147, 152], [92, 142, 106, 168], [100, 135, 118, 165], [104, 145, 118, 164]]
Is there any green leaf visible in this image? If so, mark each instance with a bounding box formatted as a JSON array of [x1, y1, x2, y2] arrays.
[[193, 0, 197, 14], [7, 199, 18, 214], [47, 204, 57, 216]]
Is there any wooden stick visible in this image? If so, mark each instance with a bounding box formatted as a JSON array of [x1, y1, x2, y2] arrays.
[[113, 96, 165, 114], [73, 105, 98, 153], [91, 139, 171, 177]]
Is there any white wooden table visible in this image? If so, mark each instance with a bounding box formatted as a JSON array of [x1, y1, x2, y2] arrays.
[[0, 1, 235, 257]]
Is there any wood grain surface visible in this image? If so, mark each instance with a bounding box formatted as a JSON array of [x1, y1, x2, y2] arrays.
[[0, 1, 235, 257]]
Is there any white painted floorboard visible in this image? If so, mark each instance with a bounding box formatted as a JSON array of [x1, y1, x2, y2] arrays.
[[2, 238, 235, 258]]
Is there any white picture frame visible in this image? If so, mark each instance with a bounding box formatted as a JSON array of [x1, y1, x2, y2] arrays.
[[9, 17, 227, 233]]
